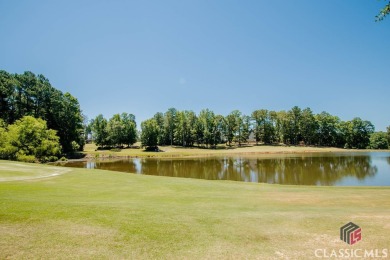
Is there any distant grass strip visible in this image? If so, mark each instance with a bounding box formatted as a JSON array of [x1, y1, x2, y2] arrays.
[[0, 160, 389, 259], [83, 143, 372, 159]]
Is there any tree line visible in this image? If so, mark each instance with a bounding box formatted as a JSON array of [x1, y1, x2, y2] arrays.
[[89, 113, 137, 148], [0, 70, 84, 154], [140, 107, 390, 150]]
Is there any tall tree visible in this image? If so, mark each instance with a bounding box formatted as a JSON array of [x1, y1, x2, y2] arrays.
[[287, 106, 302, 145], [251, 109, 275, 144], [174, 111, 187, 147], [0, 71, 15, 123], [141, 118, 159, 149], [342, 118, 374, 149], [0, 70, 85, 153], [55, 93, 84, 152], [174, 110, 198, 147], [225, 110, 240, 146], [153, 112, 165, 145], [238, 115, 251, 145], [198, 109, 216, 147], [251, 109, 265, 145], [315, 112, 341, 147], [269, 111, 281, 143], [120, 113, 137, 147], [299, 108, 317, 145], [186, 111, 198, 147], [91, 114, 109, 147], [107, 114, 124, 146], [164, 108, 177, 146]]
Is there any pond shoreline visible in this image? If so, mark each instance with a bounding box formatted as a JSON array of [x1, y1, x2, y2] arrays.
[[81, 143, 388, 160], [56, 151, 390, 186]]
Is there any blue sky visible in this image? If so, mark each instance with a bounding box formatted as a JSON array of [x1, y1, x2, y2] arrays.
[[1, 0, 389, 130]]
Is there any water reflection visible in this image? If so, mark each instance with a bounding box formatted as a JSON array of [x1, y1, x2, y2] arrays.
[[57, 153, 390, 186]]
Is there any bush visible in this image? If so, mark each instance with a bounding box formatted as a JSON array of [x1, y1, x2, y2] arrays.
[[369, 132, 389, 149], [0, 116, 62, 162], [16, 154, 37, 163]]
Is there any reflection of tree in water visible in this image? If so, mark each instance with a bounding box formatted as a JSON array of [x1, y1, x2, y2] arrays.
[[140, 158, 225, 181], [64, 159, 138, 173], [387, 157, 390, 165], [252, 156, 377, 185], [63, 155, 379, 185], [139, 156, 378, 185], [93, 159, 138, 173]]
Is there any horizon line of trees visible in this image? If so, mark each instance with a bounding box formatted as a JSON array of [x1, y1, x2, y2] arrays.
[[0, 70, 84, 153], [89, 113, 137, 148], [140, 107, 390, 150]]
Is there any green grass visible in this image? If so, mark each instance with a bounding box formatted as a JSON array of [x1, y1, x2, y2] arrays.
[[0, 160, 389, 259], [83, 143, 365, 159]]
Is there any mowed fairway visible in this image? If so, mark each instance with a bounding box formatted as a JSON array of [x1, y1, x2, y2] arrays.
[[0, 160, 389, 259]]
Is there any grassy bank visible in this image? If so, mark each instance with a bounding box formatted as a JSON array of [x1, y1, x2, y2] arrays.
[[83, 143, 374, 159], [0, 160, 389, 259]]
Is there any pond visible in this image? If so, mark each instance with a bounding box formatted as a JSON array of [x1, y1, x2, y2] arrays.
[[57, 152, 390, 186]]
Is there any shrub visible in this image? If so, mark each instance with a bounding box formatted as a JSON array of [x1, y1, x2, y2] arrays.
[[1, 116, 62, 161], [369, 132, 389, 149], [16, 154, 37, 163]]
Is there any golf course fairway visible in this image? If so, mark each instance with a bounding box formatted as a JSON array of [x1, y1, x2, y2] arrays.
[[0, 160, 389, 259]]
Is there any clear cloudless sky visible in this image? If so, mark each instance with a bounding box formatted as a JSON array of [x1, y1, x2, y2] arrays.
[[0, 0, 389, 130]]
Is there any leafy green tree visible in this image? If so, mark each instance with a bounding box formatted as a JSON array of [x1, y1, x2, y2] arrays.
[[251, 109, 275, 144], [0, 70, 15, 123], [276, 110, 292, 145], [238, 115, 251, 145], [91, 114, 109, 147], [342, 118, 374, 149], [315, 112, 341, 147], [175, 111, 188, 146], [120, 113, 137, 147], [107, 114, 124, 146], [252, 109, 266, 145], [287, 106, 302, 145], [83, 115, 92, 143], [174, 110, 198, 147], [376, 0, 390, 21], [186, 111, 199, 147], [270, 110, 282, 143], [55, 93, 84, 152], [153, 112, 165, 145], [2, 116, 61, 161], [0, 119, 9, 158], [369, 132, 389, 149], [141, 118, 159, 149], [387, 126, 390, 145], [225, 110, 240, 146], [213, 115, 225, 147], [164, 108, 177, 146], [299, 108, 317, 145], [0, 70, 85, 153], [198, 109, 215, 147]]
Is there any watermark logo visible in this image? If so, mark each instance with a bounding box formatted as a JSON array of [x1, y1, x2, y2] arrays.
[[340, 222, 361, 245], [314, 223, 388, 258]]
